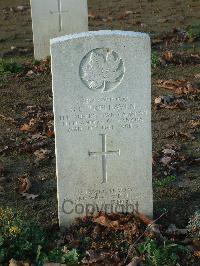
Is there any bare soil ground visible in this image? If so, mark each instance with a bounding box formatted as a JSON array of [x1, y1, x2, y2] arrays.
[[0, 0, 200, 229]]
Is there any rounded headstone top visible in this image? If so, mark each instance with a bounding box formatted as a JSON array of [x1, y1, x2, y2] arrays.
[[50, 30, 150, 46]]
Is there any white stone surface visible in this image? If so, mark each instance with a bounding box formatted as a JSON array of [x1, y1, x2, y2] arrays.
[[30, 0, 88, 60], [51, 30, 153, 227]]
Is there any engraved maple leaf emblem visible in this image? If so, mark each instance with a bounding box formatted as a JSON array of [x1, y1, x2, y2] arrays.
[[80, 48, 125, 92]]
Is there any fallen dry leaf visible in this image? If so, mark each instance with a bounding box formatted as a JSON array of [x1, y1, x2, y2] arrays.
[[9, 259, 29, 266], [162, 103, 185, 110], [135, 211, 154, 226], [162, 148, 176, 156], [32, 59, 50, 73], [162, 50, 173, 61], [125, 10, 133, 15], [22, 140, 48, 153], [154, 96, 164, 105], [26, 70, 34, 76], [19, 176, 31, 193], [46, 130, 55, 138], [93, 213, 139, 233], [127, 256, 143, 266], [31, 133, 47, 140], [82, 250, 111, 264], [93, 214, 111, 227], [154, 95, 174, 105], [34, 148, 51, 162], [0, 114, 16, 124], [194, 251, 200, 257], [109, 220, 120, 228], [88, 11, 96, 19], [20, 118, 38, 132], [157, 18, 169, 23], [157, 79, 200, 95], [154, 95, 186, 109], [162, 51, 200, 65], [20, 123, 31, 132], [179, 132, 196, 140], [160, 156, 172, 165], [189, 120, 200, 129], [193, 239, 200, 249], [9, 259, 20, 266], [0, 146, 9, 155], [19, 106, 54, 137], [16, 5, 26, 11]]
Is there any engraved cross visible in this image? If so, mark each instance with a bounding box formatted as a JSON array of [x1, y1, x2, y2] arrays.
[[50, 0, 68, 32], [88, 134, 120, 183]]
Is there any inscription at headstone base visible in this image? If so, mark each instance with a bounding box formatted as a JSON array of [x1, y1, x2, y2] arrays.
[[51, 31, 153, 227], [30, 0, 88, 59]]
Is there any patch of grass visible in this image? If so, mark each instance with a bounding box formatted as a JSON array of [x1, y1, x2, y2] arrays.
[[154, 175, 176, 188], [138, 238, 188, 266], [37, 247, 79, 266], [0, 59, 24, 75], [0, 208, 46, 263], [151, 50, 159, 68], [186, 24, 200, 41], [32, 59, 40, 66], [0, 75, 9, 86], [0, 207, 196, 265], [0, 208, 79, 264]]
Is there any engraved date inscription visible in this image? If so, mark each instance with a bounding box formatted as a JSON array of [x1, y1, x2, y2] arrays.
[[59, 96, 148, 133]]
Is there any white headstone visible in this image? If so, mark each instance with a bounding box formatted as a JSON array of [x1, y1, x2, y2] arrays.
[[30, 0, 88, 60], [51, 31, 153, 227]]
